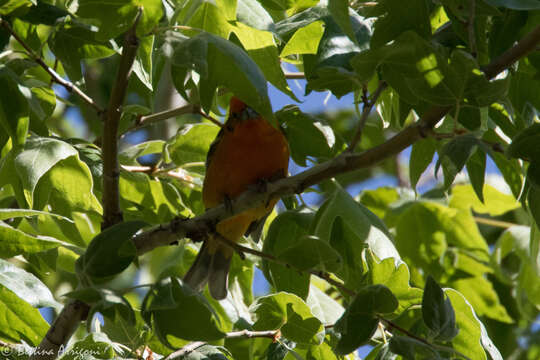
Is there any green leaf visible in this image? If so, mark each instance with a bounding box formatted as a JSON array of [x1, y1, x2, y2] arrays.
[[236, 0, 274, 31], [306, 284, 345, 325], [77, 0, 163, 40], [263, 210, 314, 299], [334, 285, 397, 354], [313, 188, 399, 289], [0, 0, 32, 15], [0, 221, 65, 258], [492, 226, 540, 311], [450, 276, 512, 323], [507, 123, 540, 160], [58, 332, 116, 360], [530, 186, 540, 229], [133, 35, 154, 91], [367, 254, 423, 315], [409, 138, 436, 190], [508, 72, 540, 127], [388, 336, 438, 359], [49, 22, 116, 82], [395, 201, 489, 277], [164, 124, 220, 166], [0, 258, 60, 309], [143, 277, 225, 345], [19, 1, 70, 25], [178, 344, 233, 360], [0, 208, 73, 223], [280, 20, 325, 57], [171, 32, 273, 120], [484, 0, 540, 10], [13, 137, 77, 207], [89, 290, 136, 331], [328, 0, 356, 44], [79, 220, 145, 279], [120, 140, 165, 165], [274, 6, 327, 38], [279, 235, 342, 272], [277, 105, 335, 166], [445, 289, 499, 360], [370, 0, 431, 48], [188, 1, 232, 38], [102, 309, 149, 353], [466, 147, 486, 203], [251, 292, 324, 345], [449, 184, 520, 216], [0, 65, 30, 146], [232, 23, 297, 101], [303, 9, 371, 97], [435, 134, 481, 189], [422, 276, 459, 341], [0, 286, 49, 346]]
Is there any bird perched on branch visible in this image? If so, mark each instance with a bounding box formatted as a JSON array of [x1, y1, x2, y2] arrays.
[[183, 96, 290, 299]]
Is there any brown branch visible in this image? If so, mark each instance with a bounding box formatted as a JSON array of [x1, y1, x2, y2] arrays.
[[28, 301, 89, 360], [347, 81, 388, 152], [102, 9, 143, 229], [164, 331, 278, 360], [212, 233, 355, 296], [133, 22, 540, 260], [29, 11, 144, 360], [284, 72, 305, 79], [163, 341, 206, 360], [0, 18, 103, 113], [481, 25, 540, 78], [121, 165, 196, 184], [474, 216, 517, 228], [124, 104, 201, 133], [468, 0, 477, 58]]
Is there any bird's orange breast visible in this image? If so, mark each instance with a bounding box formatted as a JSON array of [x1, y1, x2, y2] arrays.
[[203, 117, 289, 210]]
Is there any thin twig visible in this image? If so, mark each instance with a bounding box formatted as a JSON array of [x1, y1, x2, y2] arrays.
[[28, 301, 89, 360], [468, 0, 477, 58], [212, 233, 356, 296], [197, 110, 223, 127], [125, 104, 201, 133], [284, 72, 305, 79], [164, 331, 279, 360], [121, 165, 196, 184], [0, 18, 103, 113], [225, 329, 279, 339], [474, 216, 517, 228], [102, 8, 143, 229], [164, 341, 206, 360], [347, 81, 388, 152]]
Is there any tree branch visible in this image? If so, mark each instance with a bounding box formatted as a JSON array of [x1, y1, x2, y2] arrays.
[[132, 106, 447, 255], [347, 81, 388, 152], [29, 11, 144, 360], [0, 18, 103, 113], [284, 72, 305, 79], [124, 104, 201, 133], [121, 165, 196, 184], [28, 301, 89, 360], [468, 0, 477, 58], [102, 8, 143, 229], [164, 331, 279, 360]]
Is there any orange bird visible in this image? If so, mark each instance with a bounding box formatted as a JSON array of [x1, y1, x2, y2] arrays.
[[184, 96, 290, 299]]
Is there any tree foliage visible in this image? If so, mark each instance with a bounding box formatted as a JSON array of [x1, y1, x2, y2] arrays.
[[0, 0, 539, 359]]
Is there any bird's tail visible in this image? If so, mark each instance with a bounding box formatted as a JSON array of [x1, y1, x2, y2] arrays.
[[183, 240, 232, 300]]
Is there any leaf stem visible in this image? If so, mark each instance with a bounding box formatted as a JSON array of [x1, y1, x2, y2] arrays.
[[347, 81, 387, 152], [0, 18, 104, 113], [474, 216, 517, 228]]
